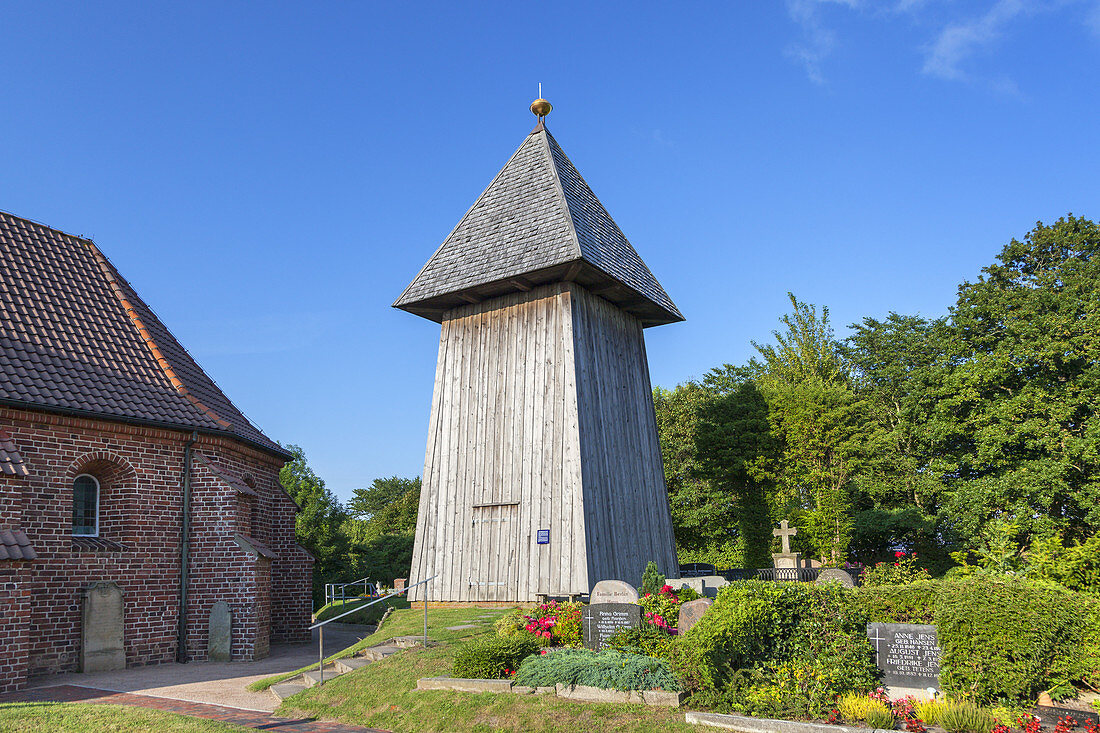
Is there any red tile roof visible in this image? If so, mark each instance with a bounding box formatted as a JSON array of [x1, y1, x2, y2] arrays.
[[195, 452, 258, 497], [0, 529, 36, 561], [0, 211, 285, 457], [0, 428, 28, 477]]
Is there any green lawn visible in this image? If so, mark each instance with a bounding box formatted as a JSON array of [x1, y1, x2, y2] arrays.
[[0, 702, 252, 732], [275, 607, 698, 733], [249, 604, 511, 691], [313, 596, 410, 625]]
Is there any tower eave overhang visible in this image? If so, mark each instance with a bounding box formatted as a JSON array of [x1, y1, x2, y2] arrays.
[[393, 259, 684, 328]]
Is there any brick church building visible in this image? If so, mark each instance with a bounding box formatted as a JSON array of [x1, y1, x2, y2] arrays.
[[0, 211, 312, 692]]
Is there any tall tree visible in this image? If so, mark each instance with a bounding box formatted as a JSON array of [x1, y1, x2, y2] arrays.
[[750, 294, 865, 564], [279, 444, 350, 603], [343, 476, 421, 585], [932, 215, 1100, 548]]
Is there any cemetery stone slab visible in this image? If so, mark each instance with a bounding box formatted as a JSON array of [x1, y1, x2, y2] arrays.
[[590, 579, 639, 605], [82, 581, 125, 673], [677, 598, 713, 634], [816, 568, 856, 587], [666, 577, 705, 596], [772, 553, 802, 570], [207, 601, 232, 662], [866, 622, 941, 688], [1035, 707, 1100, 730], [698, 575, 730, 598], [582, 603, 641, 650]]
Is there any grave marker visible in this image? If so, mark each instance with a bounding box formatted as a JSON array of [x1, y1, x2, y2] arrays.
[[582, 603, 641, 651], [677, 598, 713, 635], [207, 601, 232, 662], [81, 581, 125, 673], [590, 579, 639, 605], [866, 622, 941, 689]]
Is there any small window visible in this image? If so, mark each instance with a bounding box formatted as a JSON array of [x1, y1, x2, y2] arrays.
[[73, 474, 100, 536]]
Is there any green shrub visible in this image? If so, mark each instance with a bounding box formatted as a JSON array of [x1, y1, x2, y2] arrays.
[[838, 692, 891, 723], [865, 704, 896, 729], [938, 699, 994, 733], [856, 580, 940, 624], [554, 602, 584, 647], [494, 606, 530, 638], [513, 648, 680, 692], [861, 552, 932, 587], [934, 575, 1097, 703], [678, 580, 878, 717], [451, 636, 540, 679], [915, 697, 946, 726], [641, 561, 665, 598]]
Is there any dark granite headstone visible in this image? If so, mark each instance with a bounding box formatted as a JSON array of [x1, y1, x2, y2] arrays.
[[582, 603, 641, 651], [867, 622, 941, 688]]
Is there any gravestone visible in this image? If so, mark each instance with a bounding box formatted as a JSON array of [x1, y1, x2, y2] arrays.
[[582, 603, 641, 651], [665, 575, 728, 598], [81, 581, 125, 673], [207, 601, 232, 662], [590, 579, 639, 605], [677, 598, 713, 635], [772, 519, 802, 570], [867, 622, 941, 689], [816, 568, 856, 587]]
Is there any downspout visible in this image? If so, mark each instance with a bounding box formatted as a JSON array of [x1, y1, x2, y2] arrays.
[[177, 431, 198, 663]]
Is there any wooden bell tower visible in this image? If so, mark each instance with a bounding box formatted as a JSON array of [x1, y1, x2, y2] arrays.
[[395, 99, 683, 602]]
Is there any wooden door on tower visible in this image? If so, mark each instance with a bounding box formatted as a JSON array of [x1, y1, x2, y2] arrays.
[[468, 503, 519, 601]]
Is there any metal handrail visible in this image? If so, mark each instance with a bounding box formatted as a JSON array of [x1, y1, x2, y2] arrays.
[[324, 577, 378, 608], [309, 574, 437, 686]]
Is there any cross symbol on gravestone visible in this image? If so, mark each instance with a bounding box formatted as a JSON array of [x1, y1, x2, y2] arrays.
[[867, 624, 887, 657], [773, 519, 797, 555]]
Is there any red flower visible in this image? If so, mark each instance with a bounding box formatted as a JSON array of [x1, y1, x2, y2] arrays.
[[895, 550, 906, 558], [660, 584, 674, 594]]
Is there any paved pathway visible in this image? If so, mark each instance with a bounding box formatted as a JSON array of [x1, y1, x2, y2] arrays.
[[20, 624, 369, 713], [0, 684, 386, 732]]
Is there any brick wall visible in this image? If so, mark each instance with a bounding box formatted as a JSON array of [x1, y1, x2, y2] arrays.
[[0, 564, 29, 693], [0, 406, 312, 686]]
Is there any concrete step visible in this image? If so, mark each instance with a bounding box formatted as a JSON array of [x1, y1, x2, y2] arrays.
[[362, 645, 401, 661], [270, 681, 308, 702], [390, 636, 428, 648], [302, 665, 343, 687], [335, 657, 371, 674]]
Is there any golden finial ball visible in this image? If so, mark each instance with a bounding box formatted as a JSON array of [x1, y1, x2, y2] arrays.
[[530, 98, 552, 117]]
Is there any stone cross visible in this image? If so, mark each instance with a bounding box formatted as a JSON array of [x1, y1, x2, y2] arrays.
[[773, 520, 797, 555]]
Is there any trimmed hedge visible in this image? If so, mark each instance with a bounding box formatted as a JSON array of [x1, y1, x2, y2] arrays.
[[858, 574, 1100, 703], [451, 635, 540, 679], [513, 648, 681, 692]]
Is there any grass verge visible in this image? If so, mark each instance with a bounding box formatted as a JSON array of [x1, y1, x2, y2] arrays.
[[248, 605, 510, 692], [0, 701, 252, 732], [275, 612, 698, 733], [313, 596, 410, 625]]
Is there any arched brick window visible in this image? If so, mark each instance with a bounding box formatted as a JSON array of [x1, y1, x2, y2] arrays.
[[72, 474, 100, 536]]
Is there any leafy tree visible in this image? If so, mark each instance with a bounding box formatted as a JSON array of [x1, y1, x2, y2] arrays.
[[343, 475, 421, 585], [932, 215, 1100, 548], [279, 444, 350, 603], [750, 294, 866, 564]]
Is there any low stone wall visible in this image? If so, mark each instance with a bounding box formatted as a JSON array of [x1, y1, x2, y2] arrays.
[[415, 677, 684, 707]]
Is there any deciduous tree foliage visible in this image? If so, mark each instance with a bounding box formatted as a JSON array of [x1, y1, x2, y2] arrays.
[[655, 216, 1100, 573]]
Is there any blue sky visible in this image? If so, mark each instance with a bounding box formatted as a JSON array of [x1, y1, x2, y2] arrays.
[[2, 1, 1098, 502]]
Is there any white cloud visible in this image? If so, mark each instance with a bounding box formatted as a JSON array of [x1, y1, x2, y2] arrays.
[[785, 0, 862, 84], [1087, 0, 1100, 37], [921, 0, 1032, 80]]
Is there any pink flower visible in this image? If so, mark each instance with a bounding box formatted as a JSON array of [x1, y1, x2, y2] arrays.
[[660, 584, 674, 594]]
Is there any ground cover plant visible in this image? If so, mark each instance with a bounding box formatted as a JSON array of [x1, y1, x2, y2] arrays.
[[276, 607, 698, 733], [512, 648, 681, 692], [0, 702, 252, 732]]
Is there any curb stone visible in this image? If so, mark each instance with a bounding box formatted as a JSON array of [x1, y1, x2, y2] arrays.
[[685, 711, 896, 733], [415, 677, 681, 707]]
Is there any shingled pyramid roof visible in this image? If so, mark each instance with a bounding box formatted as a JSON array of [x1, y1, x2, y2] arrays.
[[0, 211, 286, 457], [394, 122, 683, 327]]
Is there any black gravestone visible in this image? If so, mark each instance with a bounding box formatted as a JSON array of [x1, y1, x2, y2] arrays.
[[866, 622, 942, 688], [582, 603, 641, 651], [1034, 707, 1100, 730]]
